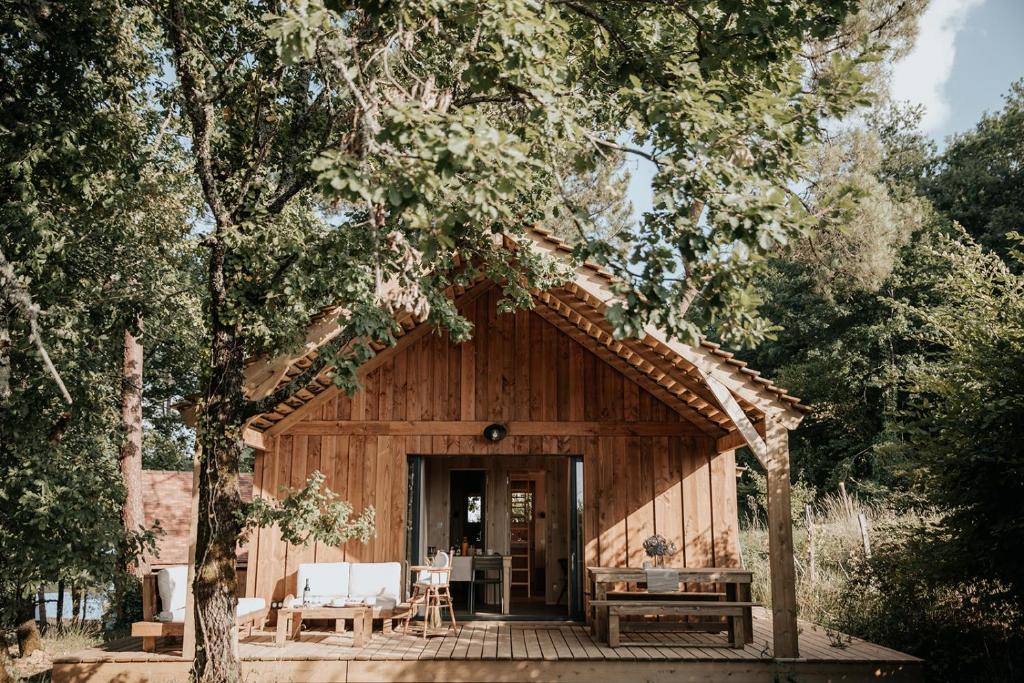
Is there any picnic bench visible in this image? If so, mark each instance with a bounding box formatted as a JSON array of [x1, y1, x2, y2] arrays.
[[591, 599, 754, 648], [587, 567, 755, 647]]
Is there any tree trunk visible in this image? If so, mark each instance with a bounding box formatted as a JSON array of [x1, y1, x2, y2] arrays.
[[117, 319, 146, 625], [70, 584, 80, 627], [191, 241, 246, 683], [120, 319, 146, 564], [15, 593, 42, 657], [55, 580, 65, 632], [36, 587, 47, 634], [77, 588, 87, 626]]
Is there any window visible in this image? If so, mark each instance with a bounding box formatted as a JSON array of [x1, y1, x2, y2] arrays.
[[511, 491, 533, 524], [466, 495, 482, 523]]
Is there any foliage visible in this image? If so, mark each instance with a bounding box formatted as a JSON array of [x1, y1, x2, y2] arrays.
[[923, 80, 1024, 261], [545, 150, 634, 251], [742, 492, 1023, 683], [0, 421, 159, 625], [739, 83, 1024, 682], [740, 468, 816, 528], [842, 525, 1024, 683], [741, 108, 941, 491], [894, 231, 1024, 599], [244, 471, 375, 549], [152, 1, 918, 676], [0, 0, 200, 644]]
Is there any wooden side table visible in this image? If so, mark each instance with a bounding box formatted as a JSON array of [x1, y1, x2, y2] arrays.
[[275, 605, 373, 648]]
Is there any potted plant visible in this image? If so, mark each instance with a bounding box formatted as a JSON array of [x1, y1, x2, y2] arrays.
[[642, 534, 677, 568]]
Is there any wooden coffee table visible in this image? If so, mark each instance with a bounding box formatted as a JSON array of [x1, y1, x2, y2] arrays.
[[275, 604, 373, 647]]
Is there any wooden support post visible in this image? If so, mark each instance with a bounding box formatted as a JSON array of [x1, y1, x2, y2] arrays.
[[858, 512, 872, 559], [182, 444, 202, 660], [765, 417, 799, 659]]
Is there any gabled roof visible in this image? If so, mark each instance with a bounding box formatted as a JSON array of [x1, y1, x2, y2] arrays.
[[242, 226, 806, 447]]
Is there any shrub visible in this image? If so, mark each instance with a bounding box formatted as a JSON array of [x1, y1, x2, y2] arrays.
[[741, 496, 1024, 682]]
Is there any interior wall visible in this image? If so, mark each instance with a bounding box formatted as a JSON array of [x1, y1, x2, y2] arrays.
[[246, 287, 741, 612]]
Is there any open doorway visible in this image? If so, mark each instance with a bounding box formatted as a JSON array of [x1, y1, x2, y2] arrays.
[[411, 455, 581, 619]]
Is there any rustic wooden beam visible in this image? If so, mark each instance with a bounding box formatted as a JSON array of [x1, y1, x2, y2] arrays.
[[242, 427, 266, 450], [702, 374, 768, 467], [245, 307, 347, 400], [716, 428, 759, 453], [284, 420, 703, 437], [765, 416, 799, 659]]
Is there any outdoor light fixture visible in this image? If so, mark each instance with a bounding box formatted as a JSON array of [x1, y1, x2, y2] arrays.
[[483, 423, 508, 442]]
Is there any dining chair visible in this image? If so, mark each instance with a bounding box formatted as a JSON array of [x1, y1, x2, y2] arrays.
[[469, 555, 504, 615]]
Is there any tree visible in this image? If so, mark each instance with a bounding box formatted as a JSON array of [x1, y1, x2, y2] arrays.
[[151, 1, 914, 679], [732, 100, 992, 499], [0, 0, 194, 650], [897, 231, 1024, 597], [924, 81, 1024, 261]]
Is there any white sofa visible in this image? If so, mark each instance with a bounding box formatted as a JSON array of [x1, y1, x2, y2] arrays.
[[290, 562, 403, 611], [132, 565, 268, 652], [153, 565, 266, 622]]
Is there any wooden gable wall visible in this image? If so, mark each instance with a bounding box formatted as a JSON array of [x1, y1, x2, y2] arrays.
[[247, 287, 740, 606]]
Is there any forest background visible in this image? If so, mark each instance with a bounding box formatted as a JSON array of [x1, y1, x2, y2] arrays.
[[1, 1, 1022, 681]]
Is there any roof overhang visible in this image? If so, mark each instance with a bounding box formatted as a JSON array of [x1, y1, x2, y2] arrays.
[[240, 226, 807, 459]]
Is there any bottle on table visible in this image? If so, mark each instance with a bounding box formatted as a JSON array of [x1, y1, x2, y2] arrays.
[[302, 578, 311, 606]]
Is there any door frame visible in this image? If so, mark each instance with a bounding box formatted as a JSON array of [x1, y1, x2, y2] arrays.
[[406, 453, 586, 621]]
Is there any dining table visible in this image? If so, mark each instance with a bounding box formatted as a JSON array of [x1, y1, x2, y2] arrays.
[[587, 566, 754, 644]]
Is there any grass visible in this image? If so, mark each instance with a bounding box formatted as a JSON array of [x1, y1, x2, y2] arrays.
[[740, 491, 1024, 682], [3, 622, 107, 682], [739, 491, 928, 631]]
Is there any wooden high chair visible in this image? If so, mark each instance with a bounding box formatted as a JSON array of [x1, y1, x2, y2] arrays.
[[403, 551, 458, 637]]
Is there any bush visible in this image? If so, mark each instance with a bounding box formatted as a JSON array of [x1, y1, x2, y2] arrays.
[[741, 495, 1024, 682]]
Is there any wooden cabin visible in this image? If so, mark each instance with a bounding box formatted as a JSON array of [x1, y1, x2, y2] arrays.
[[237, 227, 806, 651], [53, 228, 925, 682]]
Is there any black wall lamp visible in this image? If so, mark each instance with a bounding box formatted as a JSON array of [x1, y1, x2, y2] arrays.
[[483, 423, 508, 442]]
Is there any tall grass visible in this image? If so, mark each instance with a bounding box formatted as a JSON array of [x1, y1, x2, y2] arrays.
[[741, 490, 1023, 682], [739, 490, 917, 629]]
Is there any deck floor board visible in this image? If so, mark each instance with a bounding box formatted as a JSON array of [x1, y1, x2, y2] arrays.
[[54, 608, 922, 667]]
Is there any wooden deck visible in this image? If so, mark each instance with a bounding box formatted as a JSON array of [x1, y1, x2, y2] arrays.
[[53, 608, 922, 682]]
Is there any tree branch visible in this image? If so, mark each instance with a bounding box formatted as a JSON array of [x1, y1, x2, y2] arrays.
[[167, 0, 231, 228], [0, 245, 73, 405]]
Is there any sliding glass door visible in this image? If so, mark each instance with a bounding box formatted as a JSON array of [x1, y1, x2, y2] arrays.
[[568, 456, 585, 620]]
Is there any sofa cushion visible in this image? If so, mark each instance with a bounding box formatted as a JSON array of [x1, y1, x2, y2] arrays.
[[156, 597, 267, 623], [156, 608, 185, 623], [297, 562, 350, 599], [349, 562, 402, 603], [237, 597, 266, 618], [156, 565, 188, 614]]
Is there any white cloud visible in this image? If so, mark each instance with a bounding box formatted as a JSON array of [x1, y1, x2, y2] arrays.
[[890, 0, 986, 133]]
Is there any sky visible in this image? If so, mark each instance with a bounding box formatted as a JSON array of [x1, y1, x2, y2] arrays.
[[626, 0, 1024, 221], [891, 0, 1024, 142]]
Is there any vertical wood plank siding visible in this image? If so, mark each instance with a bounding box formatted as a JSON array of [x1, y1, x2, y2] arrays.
[[250, 288, 740, 607]]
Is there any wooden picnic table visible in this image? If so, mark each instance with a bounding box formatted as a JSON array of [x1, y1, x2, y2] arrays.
[[587, 566, 754, 645]]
